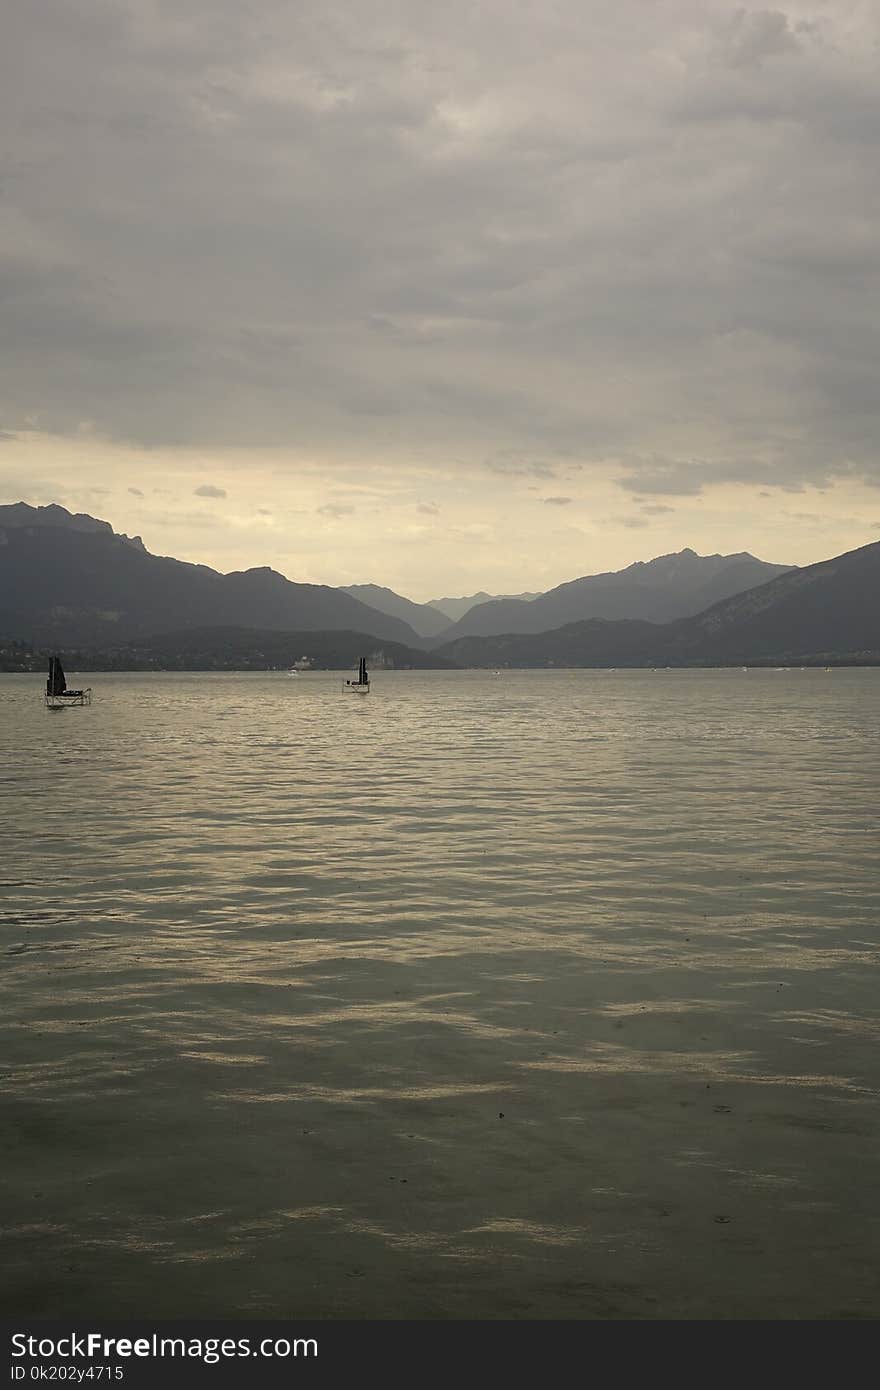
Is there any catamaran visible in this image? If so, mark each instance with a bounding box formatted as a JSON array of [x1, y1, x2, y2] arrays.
[[45, 655, 91, 709], [344, 656, 370, 695]]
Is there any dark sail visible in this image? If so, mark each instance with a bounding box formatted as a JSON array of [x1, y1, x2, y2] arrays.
[[47, 655, 66, 697], [359, 657, 368, 685]]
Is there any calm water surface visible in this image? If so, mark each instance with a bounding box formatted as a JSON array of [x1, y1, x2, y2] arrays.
[[1, 668, 879, 1318]]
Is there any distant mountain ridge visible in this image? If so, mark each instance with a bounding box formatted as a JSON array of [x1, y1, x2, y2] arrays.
[[0, 503, 424, 647], [5, 501, 865, 668], [341, 550, 792, 642], [340, 583, 450, 638], [431, 548, 794, 643], [434, 540, 880, 667], [427, 590, 541, 622]]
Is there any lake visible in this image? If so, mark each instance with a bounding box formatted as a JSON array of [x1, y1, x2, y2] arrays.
[[2, 668, 879, 1318]]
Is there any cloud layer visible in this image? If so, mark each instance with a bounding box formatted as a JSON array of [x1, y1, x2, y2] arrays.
[[1, 3, 879, 591]]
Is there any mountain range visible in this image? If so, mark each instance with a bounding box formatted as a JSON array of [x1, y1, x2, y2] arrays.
[[340, 583, 450, 639], [426, 590, 542, 622], [423, 550, 792, 643], [0, 503, 423, 649], [434, 540, 880, 667], [340, 584, 547, 636], [1, 501, 876, 668]]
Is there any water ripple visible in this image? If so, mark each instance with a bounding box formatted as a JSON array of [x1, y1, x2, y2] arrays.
[[2, 668, 880, 1318]]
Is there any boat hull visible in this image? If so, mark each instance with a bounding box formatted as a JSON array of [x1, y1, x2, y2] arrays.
[[45, 691, 91, 708]]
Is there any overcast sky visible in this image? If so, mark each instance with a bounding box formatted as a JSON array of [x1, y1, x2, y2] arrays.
[[2, 1, 878, 599]]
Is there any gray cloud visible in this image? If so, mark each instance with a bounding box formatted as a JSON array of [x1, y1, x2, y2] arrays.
[[640, 504, 674, 516], [617, 460, 708, 497], [194, 484, 227, 499], [417, 501, 440, 515], [543, 496, 572, 506], [1, 0, 878, 503], [485, 453, 558, 480], [128, 486, 143, 496], [714, 9, 802, 69]]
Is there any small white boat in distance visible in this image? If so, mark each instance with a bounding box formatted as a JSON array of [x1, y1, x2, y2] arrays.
[[344, 656, 370, 695], [45, 655, 91, 709]]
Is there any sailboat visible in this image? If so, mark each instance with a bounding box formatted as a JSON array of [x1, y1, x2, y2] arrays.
[[344, 656, 370, 695], [45, 655, 91, 709]]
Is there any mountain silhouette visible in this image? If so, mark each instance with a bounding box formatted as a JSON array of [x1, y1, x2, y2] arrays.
[[0, 504, 423, 647], [434, 540, 880, 667], [340, 584, 450, 638], [426, 589, 541, 622], [431, 548, 793, 642]]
